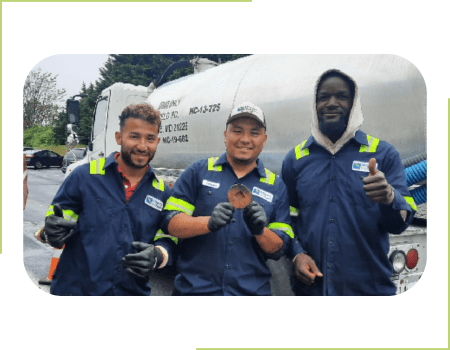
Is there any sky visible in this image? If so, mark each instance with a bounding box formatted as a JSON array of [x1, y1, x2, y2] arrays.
[[31, 54, 109, 102]]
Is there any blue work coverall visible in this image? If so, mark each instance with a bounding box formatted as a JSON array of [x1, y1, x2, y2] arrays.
[[281, 131, 417, 296], [48, 152, 176, 296], [163, 153, 294, 296]]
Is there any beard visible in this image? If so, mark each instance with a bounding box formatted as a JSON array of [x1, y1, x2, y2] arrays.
[[318, 115, 349, 143], [121, 148, 153, 169]]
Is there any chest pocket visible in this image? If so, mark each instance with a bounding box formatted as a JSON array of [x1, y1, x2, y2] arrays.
[[344, 171, 374, 208], [195, 181, 226, 216], [81, 195, 118, 231], [295, 174, 322, 208]]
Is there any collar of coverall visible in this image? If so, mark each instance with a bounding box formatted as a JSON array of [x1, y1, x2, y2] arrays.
[[217, 152, 267, 178], [302, 129, 371, 151], [310, 69, 364, 155]]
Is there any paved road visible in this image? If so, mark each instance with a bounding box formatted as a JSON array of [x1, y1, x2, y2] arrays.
[[23, 167, 65, 294]]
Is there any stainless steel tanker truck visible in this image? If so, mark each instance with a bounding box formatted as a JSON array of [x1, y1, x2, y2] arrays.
[[65, 54, 427, 295]]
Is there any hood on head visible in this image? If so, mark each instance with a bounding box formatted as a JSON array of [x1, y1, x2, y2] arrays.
[[311, 69, 364, 154]]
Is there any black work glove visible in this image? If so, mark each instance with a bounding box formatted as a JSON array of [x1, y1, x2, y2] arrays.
[[44, 203, 77, 248], [243, 201, 267, 236], [207, 202, 235, 232], [122, 242, 164, 279]]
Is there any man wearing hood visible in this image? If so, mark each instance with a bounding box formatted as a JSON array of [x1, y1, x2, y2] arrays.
[[281, 70, 417, 296]]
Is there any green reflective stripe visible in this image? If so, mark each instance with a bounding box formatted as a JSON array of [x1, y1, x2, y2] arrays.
[[45, 205, 78, 222], [295, 140, 310, 160], [207, 157, 222, 172], [295, 144, 301, 159], [360, 135, 380, 153], [99, 158, 106, 174], [260, 168, 276, 185], [267, 222, 294, 239], [63, 210, 79, 222], [404, 196, 418, 211], [89, 158, 106, 175], [46, 205, 54, 217], [154, 229, 179, 245], [290, 206, 299, 217], [164, 196, 195, 216], [152, 178, 165, 191], [90, 160, 97, 174]]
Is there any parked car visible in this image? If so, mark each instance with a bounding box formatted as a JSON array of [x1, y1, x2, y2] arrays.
[[61, 148, 87, 174], [23, 147, 34, 152], [24, 149, 64, 169]]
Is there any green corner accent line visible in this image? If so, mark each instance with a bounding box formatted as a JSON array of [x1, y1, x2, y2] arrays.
[[3, 0, 251, 2], [0, 3, 2, 254], [197, 349, 442, 350]]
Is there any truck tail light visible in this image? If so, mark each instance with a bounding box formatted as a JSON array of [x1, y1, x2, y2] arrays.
[[389, 250, 406, 274], [406, 249, 419, 269]]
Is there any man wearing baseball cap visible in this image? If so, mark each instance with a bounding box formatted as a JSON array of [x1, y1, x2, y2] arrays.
[[162, 102, 293, 295]]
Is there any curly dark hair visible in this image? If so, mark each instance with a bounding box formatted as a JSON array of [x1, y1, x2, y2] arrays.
[[317, 70, 356, 103], [119, 103, 161, 131]]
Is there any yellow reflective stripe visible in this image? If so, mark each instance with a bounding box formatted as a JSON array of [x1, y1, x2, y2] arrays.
[[404, 196, 417, 211], [295, 144, 302, 160], [90, 158, 106, 175], [46, 205, 78, 222], [290, 206, 299, 217], [369, 137, 380, 153], [260, 169, 276, 185], [360, 135, 379, 153], [90, 160, 97, 174], [267, 222, 294, 239], [164, 196, 195, 216], [207, 157, 222, 172], [295, 140, 309, 160], [154, 229, 178, 245], [152, 178, 165, 191], [98, 158, 106, 175]]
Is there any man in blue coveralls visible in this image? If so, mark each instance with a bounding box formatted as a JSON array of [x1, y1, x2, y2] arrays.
[[163, 102, 294, 295], [40, 103, 176, 295], [281, 69, 417, 295]]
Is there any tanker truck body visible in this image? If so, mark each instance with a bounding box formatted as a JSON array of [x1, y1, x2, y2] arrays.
[[68, 54, 426, 295]]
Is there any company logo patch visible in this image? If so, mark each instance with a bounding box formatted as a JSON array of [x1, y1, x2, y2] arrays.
[[145, 195, 163, 211], [252, 187, 273, 202], [352, 160, 377, 172], [202, 180, 220, 189], [237, 105, 257, 114]]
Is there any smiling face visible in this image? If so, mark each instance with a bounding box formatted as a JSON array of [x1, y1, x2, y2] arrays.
[[224, 117, 267, 167], [316, 75, 354, 143], [115, 118, 160, 169]]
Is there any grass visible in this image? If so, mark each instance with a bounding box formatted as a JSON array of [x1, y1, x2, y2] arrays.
[[27, 145, 88, 156]]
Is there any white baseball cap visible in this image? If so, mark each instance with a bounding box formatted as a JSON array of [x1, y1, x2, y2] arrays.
[[227, 102, 266, 128]]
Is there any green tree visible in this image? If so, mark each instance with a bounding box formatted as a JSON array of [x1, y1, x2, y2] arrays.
[[78, 82, 96, 141], [23, 68, 66, 130], [23, 125, 56, 147], [53, 110, 68, 145]]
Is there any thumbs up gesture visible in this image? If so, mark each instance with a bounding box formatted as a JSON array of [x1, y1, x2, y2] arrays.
[[362, 158, 395, 205], [44, 203, 77, 248]]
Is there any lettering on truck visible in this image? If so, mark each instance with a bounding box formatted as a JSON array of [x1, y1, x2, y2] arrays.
[[189, 103, 221, 115]]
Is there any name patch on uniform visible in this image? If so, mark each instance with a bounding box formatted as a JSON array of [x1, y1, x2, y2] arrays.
[[352, 160, 377, 172], [202, 180, 220, 189], [252, 187, 273, 203], [145, 195, 163, 211]]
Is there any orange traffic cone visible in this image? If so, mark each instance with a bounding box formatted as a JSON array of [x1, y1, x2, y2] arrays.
[[38, 246, 64, 285]]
